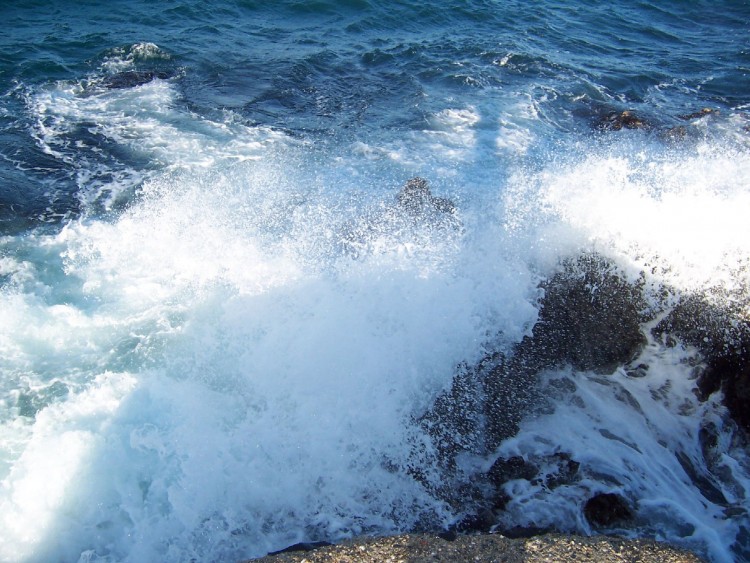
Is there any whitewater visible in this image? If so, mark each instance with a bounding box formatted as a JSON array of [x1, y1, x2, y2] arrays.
[[1, 2, 749, 561]]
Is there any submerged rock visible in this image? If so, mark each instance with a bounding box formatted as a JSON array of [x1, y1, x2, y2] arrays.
[[596, 110, 651, 131], [101, 70, 172, 89], [677, 108, 719, 121], [338, 177, 460, 259]]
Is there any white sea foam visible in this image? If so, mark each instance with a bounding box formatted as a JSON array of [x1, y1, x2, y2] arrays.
[[0, 152, 539, 560], [24, 69, 290, 214], [100, 43, 172, 73], [503, 139, 750, 298], [491, 337, 749, 563]]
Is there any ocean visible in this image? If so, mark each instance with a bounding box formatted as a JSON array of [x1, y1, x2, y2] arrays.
[[1, 1, 749, 561]]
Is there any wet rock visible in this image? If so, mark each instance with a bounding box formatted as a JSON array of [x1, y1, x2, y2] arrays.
[[653, 294, 750, 432], [397, 177, 456, 217], [544, 452, 581, 489], [339, 177, 459, 259], [481, 352, 541, 452], [678, 108, 718, 121], [102, 70, 172, 89], [418, 366, 485, 465], [660, 125, 688, 143], [487, 456, 538, 487], [420, 253, 649, 464], [675, 451, 728, 506], [268, 542, 332, 556], [597, 110, 651, 131], [701, 351, 750, 432], [583, 493, 633, 527], [531, 254, 648, 374]]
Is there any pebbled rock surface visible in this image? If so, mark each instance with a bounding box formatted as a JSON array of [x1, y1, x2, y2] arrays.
[[250, 532, 703, 562]]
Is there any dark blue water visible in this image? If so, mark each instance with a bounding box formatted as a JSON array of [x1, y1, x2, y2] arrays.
[[2, 0, 747, 227], [1, 1, 749, 561]]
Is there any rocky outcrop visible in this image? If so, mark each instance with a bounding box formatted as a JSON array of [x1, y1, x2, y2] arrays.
[[420, 253, 650, 465], [416, 251, 748, 548]]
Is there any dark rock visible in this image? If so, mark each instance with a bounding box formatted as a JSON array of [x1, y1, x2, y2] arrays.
[[268, 541, 333, 555], [701, 352, 750, 432], [531, 254, 648, 374], [481, 353, 541, 452], [102, 70, 172, 89], [678, 108, 718, 121], [453, 508, 498, 534], [420, 253, 649, 468], [583, 493, 633, 527], [418, 365, 485, 465], [338, 177, 459, 260], [660, 125, 688, 143], [544, 452, 581, 489], [597, 110, 651, 131], [487, 456, 538, 488], [397, 177, 456, 217], [652, 294, 750, 432], [675, 451, 728, 506]]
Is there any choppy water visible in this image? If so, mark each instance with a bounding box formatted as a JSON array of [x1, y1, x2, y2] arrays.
[[1, 1, 749, 561]]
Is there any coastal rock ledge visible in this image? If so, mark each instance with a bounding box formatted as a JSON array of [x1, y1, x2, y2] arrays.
[[250, 532, 703, 563]]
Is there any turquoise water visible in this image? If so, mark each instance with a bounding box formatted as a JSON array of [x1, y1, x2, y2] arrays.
[[1, 1, 749, 561]]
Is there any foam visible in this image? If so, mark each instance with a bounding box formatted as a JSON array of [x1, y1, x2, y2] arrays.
[[503, 139, 750, 295], [24, 66, 290, 215], [0, 154, 541, 560], [492, 342, 749, 563]]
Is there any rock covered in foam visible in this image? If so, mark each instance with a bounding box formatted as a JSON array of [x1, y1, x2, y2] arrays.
[[653, 294, 750, 431], [416, 251, 748, 546]]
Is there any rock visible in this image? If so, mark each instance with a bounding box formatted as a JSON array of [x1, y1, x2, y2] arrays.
[[531, 254, 648, 374], [597, 110, 651, 131], [583, 493, 633, 527], [653, 294, 750, 432], [338, 177, 459, 259], [250, 532, 705, 562], [420, 253, 649, 465], [397, 177, 457, 217], [544, 452, 581, 489], [487, 456, 538, 487], [678, 108, 718, 121], [674, 451, 728, 506], [268, 541, 332, 555], [700, 351, 750, 432], [101, 70, 172, 89]]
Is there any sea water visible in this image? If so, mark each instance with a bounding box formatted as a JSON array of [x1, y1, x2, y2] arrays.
[[1, 1, 749, 561]]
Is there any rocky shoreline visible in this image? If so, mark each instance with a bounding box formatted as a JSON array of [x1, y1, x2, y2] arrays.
[[250, 532, 704, 562], [255, 251, 749, 561]]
